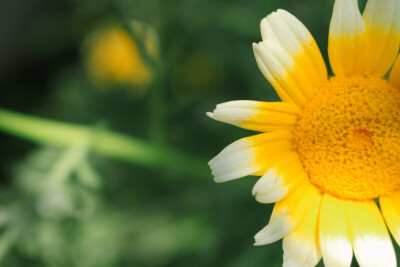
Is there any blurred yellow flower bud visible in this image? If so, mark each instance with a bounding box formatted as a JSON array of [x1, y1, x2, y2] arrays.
[[84, 21, 159, 90]]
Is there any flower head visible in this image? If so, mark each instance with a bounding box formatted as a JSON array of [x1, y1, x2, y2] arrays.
[[84, 21, 158, 89], [208, 0, 400, 266]]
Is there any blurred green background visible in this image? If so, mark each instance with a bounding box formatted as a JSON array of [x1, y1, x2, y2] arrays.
[[0, 0, 368, 266]]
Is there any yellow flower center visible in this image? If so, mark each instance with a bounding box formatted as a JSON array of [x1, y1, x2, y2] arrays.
[[294, 76, 400, 200]]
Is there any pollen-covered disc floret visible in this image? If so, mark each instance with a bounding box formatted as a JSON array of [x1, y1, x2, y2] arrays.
[[294, 76, 400, 200]]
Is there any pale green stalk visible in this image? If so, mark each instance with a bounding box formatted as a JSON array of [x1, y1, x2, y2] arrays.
[[0, 108, 208, 179]]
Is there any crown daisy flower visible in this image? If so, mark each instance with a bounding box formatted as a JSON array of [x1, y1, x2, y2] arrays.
[[207, 0, 400, 266]]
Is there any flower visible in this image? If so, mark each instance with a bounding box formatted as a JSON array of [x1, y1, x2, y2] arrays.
[[207, 0, 400, 266], [84, 21, 158, 89]]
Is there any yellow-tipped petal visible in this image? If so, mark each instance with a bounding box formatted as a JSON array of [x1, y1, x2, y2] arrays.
[[254, 183, 320, 246], [207, 101, 300, 132], [389, 55, 400, 89], [328, 0, 366, 77], [253, 154, 305, 204], [208, 131, 293, 182], [254, 10, 327, 108], [260, 9, 327, 95], [282, 191, 322, 267], [253, 42, 307, 108], [362, 0, 400, 76], [347, 201, 396, 267], [319, 195, 352, 267], [380, 191, 400, 246]]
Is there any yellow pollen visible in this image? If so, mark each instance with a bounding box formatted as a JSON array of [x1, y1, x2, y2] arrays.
[[294, 76, 400, 200]]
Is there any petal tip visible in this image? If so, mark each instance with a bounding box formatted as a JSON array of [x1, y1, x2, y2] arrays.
[[213, 177, 225, 183]]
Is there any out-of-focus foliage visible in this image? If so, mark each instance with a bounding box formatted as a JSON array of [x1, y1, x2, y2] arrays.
[[0, 0, 378, 266]]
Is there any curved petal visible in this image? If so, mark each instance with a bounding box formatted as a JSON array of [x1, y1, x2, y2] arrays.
[[260, 10, 327, 93], [254, 183, 321, 246], [253, 41, 307, 107], [362, 0, 400, 76], [254, 10, 327, 108], [252, 154, 305, 204], [389, 55, 400, 89], [282, 191, 322, 267], [380, 191, 400, 246], [328, 0, 366, 77], [319, 194, 352, 267], [346, 201, 396, 267], [208, 131, 293, 182], [207, 101, 300, 132]]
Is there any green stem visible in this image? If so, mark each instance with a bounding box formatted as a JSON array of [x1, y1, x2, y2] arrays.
[[148, 68, 167, 144], [120, 15, 167, 145], [0, 108, 209, 179]]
